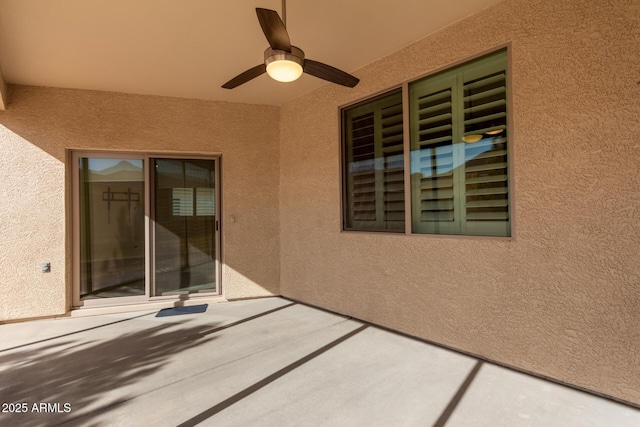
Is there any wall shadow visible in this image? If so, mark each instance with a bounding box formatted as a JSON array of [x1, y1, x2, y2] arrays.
[[0, 321, 218, 426]]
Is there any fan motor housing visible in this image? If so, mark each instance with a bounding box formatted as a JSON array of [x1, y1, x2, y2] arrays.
[[264, 46, 305, 68]]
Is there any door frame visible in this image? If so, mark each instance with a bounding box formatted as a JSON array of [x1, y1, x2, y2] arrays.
[[71, 150, 222, 308]]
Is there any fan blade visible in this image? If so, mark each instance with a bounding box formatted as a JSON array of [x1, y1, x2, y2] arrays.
[[304, 59, 359, 88], [256, 8, 291, 51], [221, 64, 266, 89]]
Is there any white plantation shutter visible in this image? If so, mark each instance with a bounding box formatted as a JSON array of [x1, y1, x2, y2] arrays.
[[461, 60, 509, 236], [344, 91, 404, 231], [347, 109, 377, 224], [410, 74, 459, 234], [410, 50, 510, 236], [380, 99, 405, 227]]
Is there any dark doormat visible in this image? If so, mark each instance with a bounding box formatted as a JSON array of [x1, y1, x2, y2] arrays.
[[156, 304, 208, 317]]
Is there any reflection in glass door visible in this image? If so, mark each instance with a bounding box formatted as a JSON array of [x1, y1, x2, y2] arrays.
[[78, 157, 146, 300], [153, 159, 217, 295]]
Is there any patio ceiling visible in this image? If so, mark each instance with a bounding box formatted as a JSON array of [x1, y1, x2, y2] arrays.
[[0, 0, 502, 106]]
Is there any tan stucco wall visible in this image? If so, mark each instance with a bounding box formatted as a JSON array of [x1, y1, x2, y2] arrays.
[[0, 86, 280, 321], [279, 0, 640, 406]]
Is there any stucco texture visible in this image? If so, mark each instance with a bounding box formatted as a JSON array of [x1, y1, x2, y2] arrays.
[[0, 86, 280, 321], [279, 0, 640, 406]]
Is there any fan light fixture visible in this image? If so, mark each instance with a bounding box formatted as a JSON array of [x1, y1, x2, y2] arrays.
[[266, 61, 303, 82], [221, 5, 359, 89], [265, 47, 304, 82]]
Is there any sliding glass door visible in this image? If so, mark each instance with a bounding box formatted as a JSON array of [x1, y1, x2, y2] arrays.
[[73, 153, 220, 307], [77, 157, 146, 300], [153, 159, 217, 295]]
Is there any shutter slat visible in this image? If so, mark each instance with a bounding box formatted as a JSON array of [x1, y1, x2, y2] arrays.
[[421, 200, 455, 210], [352, 125, 374, 136], [352, 173, 376, 185], [417, 90, 451, 106], [465, 125, 506, 136], [382, 118, 403, 129], [464, 112, 506, 127], [466, 212, 509, 221], [465, 162, 508, 173], [384, 212, 406, 221], [466, 199, 508, 208], [421, 211, 455, 221], [464, 137, 507, 150], [464, 99, 507, 114], [466, 186, 508, 196], [467, 149, 507, 161], [382, 102, 403, 115], [463, 86, 506, 103], [353, 214, 376, 220], [418, 123, 453, 137], [382, 123, 404, 135], [418, 135, 453, 147], [353, 203, 375, 210], [382, 138, 403, 149], [385, 192, 405, 202], [420, 178, 454, 189], [416, 101, 452, 116], [352, 117, 373, 126], [464, 73, 505, 90], [352, 192, 375, 200], [351, 136, 375, 145], [421, 164, 453, 174], [384, 183, 405, 192], [421, 189, 454, 200], [464, 99, 506, 114], [384, 176, 404, 185], [417, 112, 452, 127], [465, 174, 508, 185], [384, 201, 406, 211]]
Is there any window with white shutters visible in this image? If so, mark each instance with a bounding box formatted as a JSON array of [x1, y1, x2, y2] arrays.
[[343, 90, 404, 231], [341, 49, 509, 237], [409, 50, 510, 237]]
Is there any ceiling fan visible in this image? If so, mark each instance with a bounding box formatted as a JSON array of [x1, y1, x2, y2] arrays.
[[222, 1, 359, 89]]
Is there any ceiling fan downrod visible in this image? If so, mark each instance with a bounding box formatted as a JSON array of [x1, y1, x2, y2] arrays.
[[282, 0, 286, 28]]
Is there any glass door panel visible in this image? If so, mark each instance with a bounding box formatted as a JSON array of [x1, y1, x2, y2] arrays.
[[78, 157, 146, 300], [153, 159, 216, 295]]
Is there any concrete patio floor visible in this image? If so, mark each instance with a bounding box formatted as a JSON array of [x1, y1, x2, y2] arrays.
[[1, 297, 638, 426]]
